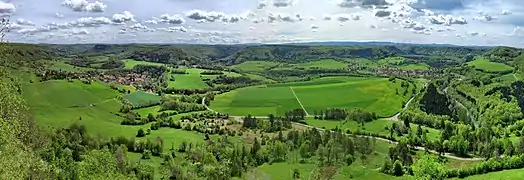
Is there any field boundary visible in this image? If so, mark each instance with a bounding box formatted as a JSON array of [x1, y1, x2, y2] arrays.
[[289, 86, 309, 116]]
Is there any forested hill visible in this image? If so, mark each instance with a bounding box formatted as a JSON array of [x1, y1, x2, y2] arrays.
[[41, 43, 493, 66]]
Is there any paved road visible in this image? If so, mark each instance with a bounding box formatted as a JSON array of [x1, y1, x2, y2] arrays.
[[201, 96, 483, 161]]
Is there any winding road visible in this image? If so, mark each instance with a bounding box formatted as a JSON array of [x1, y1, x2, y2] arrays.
[[200, 90, 484, 161]]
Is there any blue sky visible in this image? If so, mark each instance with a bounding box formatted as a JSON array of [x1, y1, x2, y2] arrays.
[[1, 0, 524, 47]]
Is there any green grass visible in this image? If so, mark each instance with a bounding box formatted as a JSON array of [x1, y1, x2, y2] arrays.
[[457, 169, 524, 180], [232, 61, 280, 72], [211, 77, 414, 117], [20, 79, 141, 138], [398, 63, 430, 71], [254, 140, 410, 180], [166, 67, 241, 90], [293, 59, 347, 69], [50, 61, 94, 72], [379, 57, 405, 65], [122, 59, 166, 69], [167, 68, 210, 90], [467, 57, 513, 72], [124, 91, 161, 106]]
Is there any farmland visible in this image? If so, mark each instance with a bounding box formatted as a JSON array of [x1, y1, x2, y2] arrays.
[[211, 76, 415, 117]]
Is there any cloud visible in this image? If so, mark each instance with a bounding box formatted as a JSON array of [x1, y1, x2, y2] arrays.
[[0, 1, 15, 14], [185, 10, 246, 23], [158, 26, 188, 33], [112, 11, 135, 24], [473, 12, 495, 22], [426, 14, 467, 26], [159, 14, 185, 24], [375, 10, 391, 17], [273, 0, 296, 7], [268, 13, 301, 23], [71, 29, 89, 35], [62, 0, 107, 13], [338, 0, 388, 8], [16, 18, 35, 26]]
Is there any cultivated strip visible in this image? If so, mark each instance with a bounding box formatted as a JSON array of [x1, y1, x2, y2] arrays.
[[289, 86, 309, 116]]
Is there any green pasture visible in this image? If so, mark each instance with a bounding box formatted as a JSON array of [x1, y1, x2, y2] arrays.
[[167, 67, 240, 90], [211, 77, 414, 117], [124, 91, 161, 106], [467, 57, 513, 72], [232, 61, 280, 72], [398, 63, 430, 71], [19, 79, 143, 137], [50, 61, 94, 72], [122, 59, 166, 69], [293, 59, 347, 69], [379, 57, 405, 65]]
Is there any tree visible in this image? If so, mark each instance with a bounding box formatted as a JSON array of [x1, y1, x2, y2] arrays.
[[392, 160, 404, 176], [136, 128, 145, 137], [292, 168, 300, 180], [518, 137, 524, 155], [412, 155, 446, 180], [299, 140, 311, 159]]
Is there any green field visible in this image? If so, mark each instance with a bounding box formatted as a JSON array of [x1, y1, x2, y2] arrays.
[[50, 61, 94, 72], [167, 67, 241, 90], [398, 63, 430, 71], [124, 91, 161, 106], [211, 77, 413, 117], [19, 79, 138, 137], [232, 61, 280, 72], [122, 59, 166, 69], [293, 59, 347, 69], [467, 57, 513, 72]]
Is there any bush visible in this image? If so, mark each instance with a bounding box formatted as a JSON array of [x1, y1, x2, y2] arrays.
[[141, 150, 152, 159], [136, 128, 146, 137]]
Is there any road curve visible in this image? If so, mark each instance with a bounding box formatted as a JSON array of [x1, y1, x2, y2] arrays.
[[201, 96, 483, 161]]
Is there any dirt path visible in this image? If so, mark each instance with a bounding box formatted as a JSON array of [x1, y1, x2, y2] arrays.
[[289, 86, 309, 116]]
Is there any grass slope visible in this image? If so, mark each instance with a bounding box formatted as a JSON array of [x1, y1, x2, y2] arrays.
[[122, 59, 166, 69], [467, 57, 513, 72], [211, 77, 413, 117], [124, 91, 161, 106], [232, 61, 280, 72]]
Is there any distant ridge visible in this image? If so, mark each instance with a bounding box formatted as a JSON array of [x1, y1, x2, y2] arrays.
[[279, 41, 492, 48]]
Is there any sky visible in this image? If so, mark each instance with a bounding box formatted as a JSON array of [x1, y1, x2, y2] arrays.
[[1, 0, 524, 47]]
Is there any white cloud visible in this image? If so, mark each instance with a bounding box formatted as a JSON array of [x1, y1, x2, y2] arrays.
[[501, 10, 512, 16], [71, 29, 89, 35], [426, 14, 467, 26], [0, 1, 15, 14], [16, 18, 35, 26], [273, 0, 296, 7], [159, 14, 185, 24], [159, 26, 188, 33], [62, 0, 107, 13], [112, 11, 135, 24], [55, 13, 64, 18], [338, 0, 388, 8], [375, 10, 391, 17]]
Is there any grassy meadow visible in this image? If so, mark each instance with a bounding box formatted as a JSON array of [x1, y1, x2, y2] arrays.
[[467, 57, 513, 72], [122, 59, 166, 69], [124, 91, 162, 106], [211, 77, 415, 117]]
